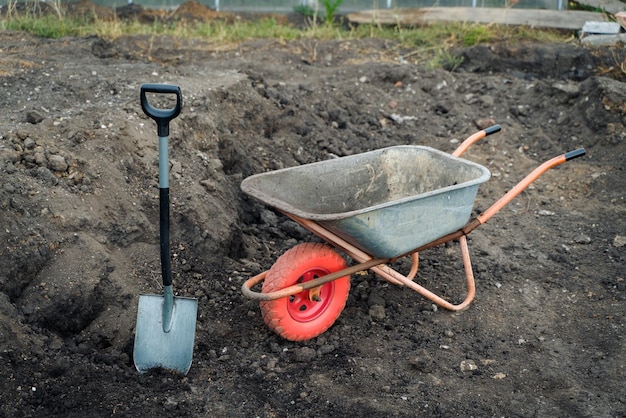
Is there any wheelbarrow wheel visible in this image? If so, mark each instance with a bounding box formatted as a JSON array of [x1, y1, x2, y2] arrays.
[[260, 242, 350, 341]]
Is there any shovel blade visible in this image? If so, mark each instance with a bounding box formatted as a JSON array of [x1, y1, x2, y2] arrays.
[[133, 294, 198, 374]]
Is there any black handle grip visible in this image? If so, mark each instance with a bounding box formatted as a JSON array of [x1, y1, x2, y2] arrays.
[[564, 148, 586, 161], [484, 124, 501, 136], [140, 83, 183, 137]]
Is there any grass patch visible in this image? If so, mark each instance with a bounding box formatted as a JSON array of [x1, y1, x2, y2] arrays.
[[0, 1, 573, 66], [1, 8, 89, 38]]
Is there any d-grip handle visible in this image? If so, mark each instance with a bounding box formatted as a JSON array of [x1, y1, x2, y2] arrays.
[[140, 83, 183, 137]]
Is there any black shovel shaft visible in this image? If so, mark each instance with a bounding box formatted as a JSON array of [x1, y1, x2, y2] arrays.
[[160, 188, 172, 287]]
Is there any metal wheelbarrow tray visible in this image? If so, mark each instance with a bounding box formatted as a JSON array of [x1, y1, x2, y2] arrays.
[[241, 145, 490, 259], [241, 125, 586, 342]]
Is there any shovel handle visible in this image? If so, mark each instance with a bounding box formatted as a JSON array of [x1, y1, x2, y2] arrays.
[[141, 84, 182, 288], [140, 84, 183, 137]]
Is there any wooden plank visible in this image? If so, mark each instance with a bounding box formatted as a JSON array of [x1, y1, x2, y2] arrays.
[[346, 8, 611, 30]]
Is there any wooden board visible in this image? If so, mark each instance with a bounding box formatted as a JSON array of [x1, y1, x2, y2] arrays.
[[346, 8, 611, 30]]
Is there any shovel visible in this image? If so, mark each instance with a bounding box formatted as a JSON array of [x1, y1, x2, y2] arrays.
[[133, 83, 198, 375]]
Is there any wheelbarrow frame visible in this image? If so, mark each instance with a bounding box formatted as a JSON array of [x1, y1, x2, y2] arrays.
[[242, 125, 585, 313]]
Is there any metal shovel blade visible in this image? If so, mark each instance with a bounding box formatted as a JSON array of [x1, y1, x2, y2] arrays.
[[133, 292, 198, 374]]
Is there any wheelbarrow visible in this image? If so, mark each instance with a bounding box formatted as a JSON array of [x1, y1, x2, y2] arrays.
[[241, 125, 585, 341]]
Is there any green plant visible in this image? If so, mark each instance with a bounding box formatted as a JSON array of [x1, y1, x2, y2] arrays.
[[429, 49, 465, 71], [460, 25, 493, 46], [321, 0, 343, 25]]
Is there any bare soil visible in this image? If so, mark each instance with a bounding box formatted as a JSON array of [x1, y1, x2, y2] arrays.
[[0, 5, 625, 417]]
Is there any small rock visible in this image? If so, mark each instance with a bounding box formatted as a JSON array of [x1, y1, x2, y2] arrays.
[[613, 235, 626, 247], [475, 118, 497, 130], [390, 113, 404, 123], [574, 235, 592, 245], [552, 81, 581, 98], [163, 396, 178, 411], [292, 347, 316, 362], [369, 304, 386, 320], [265, 358, 278, 371], [36, 167, 59, 186], [34, 152, 47, 167], [409, 350, 434, 373], [0, 148, 20, 164], [21, 303, 35, 315], [4, 162, 17, 174], [317, 344, 335, 356], [269, 342, 281, 353], [368, 292, 385, 307], [200, 179, 216, 192], [261, 209, 279, 226], [48, 155, 68, 172], [23, 138, 36, 149], [479, 95, 494, 108], [49, 339, 63, 351], [460, 359, 478, 372], [49, 358, 70, 377], [492, 372, 506, 380], [25, 110, 45, 124], [171, 160, 182, 178], [538, 210, 555, 216]]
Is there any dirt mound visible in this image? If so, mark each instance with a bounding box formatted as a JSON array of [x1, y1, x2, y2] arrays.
[[0, 31, 624, 417], [171, 0, 232, 22]]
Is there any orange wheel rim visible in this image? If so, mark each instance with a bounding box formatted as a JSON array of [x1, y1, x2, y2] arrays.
[[287, 268, 334, 322]]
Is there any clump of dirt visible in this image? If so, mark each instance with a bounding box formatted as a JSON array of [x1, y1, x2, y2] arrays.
[[0, 4, 625, 417]]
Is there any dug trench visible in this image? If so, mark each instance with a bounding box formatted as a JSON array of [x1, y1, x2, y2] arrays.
[[0, 29, 625, 417]]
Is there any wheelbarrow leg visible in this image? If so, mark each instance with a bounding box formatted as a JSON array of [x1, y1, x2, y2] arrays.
[[407, 253, 419, 281], [369, 235, 476, 311]]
